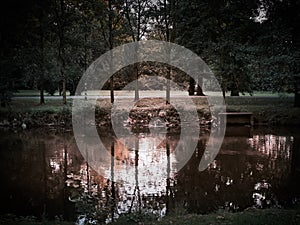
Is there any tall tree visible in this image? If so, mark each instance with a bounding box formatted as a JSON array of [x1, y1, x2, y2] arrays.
[[176, 0, 261, 97], [255, 0, 300, 105], [124, 0, 152, 101], [53, 0, 68, 104], [98, 0, 126, 103], [34, 1, 51, 104], [0, 0, 45, 105], [149, 0, 178, 103]]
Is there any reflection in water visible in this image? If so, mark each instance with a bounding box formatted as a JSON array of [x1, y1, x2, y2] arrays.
[[249, 135, 293, 159], [0, 127, 299, 222]]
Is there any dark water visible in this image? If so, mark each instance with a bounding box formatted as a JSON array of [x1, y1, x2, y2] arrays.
[[0, 126, 299, 223]]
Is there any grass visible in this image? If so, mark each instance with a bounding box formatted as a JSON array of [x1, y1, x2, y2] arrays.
[[1, 206, 299, 225], [1, 91, 300, 126], [13, 90, 71, 96], [4, 98, 72, 113], [110, 206, 300, 225], [0, 216, 74, 225], [225, 95, 300, 125], [13, 90, 294, 97]]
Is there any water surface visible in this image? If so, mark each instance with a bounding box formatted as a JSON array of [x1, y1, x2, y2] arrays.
[[0, 126, 299, 222]]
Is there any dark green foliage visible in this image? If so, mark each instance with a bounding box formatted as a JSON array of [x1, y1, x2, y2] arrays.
[[251, 0, 300, 94], [174, 0, 300, 98], [1, 0, 300, 103]]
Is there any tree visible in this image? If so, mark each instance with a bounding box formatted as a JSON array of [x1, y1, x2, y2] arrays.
[[148, 0, 178, 103], [52, 0, 69, 104], [175, 0, 261, 97], [0, 0, 48, 104], [175, 0, 211, 96], [254, 0, 300, 105], [98, 0, 127, 103], [9, 0, 63, 104], [124, 0, 153, 101]]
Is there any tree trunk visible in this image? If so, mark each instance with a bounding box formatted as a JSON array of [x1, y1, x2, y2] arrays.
[[39, 13, 45, 105], [164, 0, 171, 104], [134, 64, 139, 101], [196, 76, 205, 96], [54, 0, 67, 105], [110, 77, 114, 103], [166, 67, 171, 104], [69, 87, 76, 96], [62, 78, 67, 104], [108, 0, 114, 104], [230, 81, 239, 96], [124, 0, 139, 102], [294, 76, 300, 107], [40, 82, 45, 104], [188, 77, 195, 96], [230, 89, 239, 96]]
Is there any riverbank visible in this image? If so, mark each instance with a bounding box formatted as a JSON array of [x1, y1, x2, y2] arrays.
[[0, 96, 300, 128], [1, 205, 299, 225]]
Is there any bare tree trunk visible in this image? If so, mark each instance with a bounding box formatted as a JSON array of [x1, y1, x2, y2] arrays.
[[295, 76, 300, 107], [134, 64, 139, 101], [196, 76, 205, 96], [125, 0, 141, 101], [40, 83, 45, 104], [188, 77, 195, 96], [166, 67, 171, 104], [108, 0, 114, 104], [54, 0, 67, 105], [222, 88, 226, 99], [165, 0, 177, 104], [220, 46, 226, 99], [164, 0, 171, 104], [39, 10, 45, 104], [62, 78, 67, 104]]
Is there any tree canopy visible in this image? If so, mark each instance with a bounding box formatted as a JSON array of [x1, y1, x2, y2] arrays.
[[1, 0, 300, 104]]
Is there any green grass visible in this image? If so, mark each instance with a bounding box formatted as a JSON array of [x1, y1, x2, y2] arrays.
[[110, 207, 300, 225], [1, 91, 300, 126], [13, 90, 294, 97], [1, 98, 73, 113], [225, 96, 300, 125], [1, 206, 299, 225], [14, 90, 71, 96], [0, 216, 74, 225]]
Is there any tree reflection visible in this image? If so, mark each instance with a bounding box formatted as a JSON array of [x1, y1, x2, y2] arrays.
[[0, 127, 299, 221]]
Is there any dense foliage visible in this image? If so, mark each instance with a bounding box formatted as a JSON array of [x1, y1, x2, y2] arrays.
[[1, 0, 299, 103]]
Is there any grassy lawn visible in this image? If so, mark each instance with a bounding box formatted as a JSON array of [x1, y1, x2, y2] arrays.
[[0, 217, 74, 225], [225, 95, 300, 125], [110, 207, 300, 225], [1, 91, 300, 126], [1, 206, 299, 225], [13, 90, 294, 97], [13, 90, 71, 96]]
